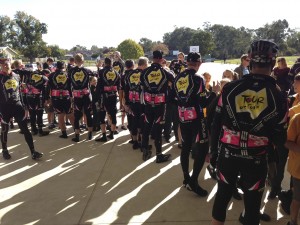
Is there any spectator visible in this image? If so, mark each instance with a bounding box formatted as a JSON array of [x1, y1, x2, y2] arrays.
[[234, 54, 250, 79]]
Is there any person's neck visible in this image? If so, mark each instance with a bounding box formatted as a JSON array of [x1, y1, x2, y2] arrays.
[[252, 68, 271, 76]]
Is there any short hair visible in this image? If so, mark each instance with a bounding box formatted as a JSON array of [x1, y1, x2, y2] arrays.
[[12, 60, 22, 69], [89, 76, 97, 82], [125, 59, 134, 69], [69, 57, 75, 63], [240, 54, 248, 61], [74, 53, 84, 64], [138, 57, 149, 67], [177, 52, 185, 58], [202, 72, 211, 79], [294, 73, 300, 81], [46, 57, 54, 63], [56, 61, 65, 70], [104, 57, 112, 66]]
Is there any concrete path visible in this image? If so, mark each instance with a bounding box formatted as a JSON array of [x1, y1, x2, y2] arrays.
[[0, 114, 290, 225]]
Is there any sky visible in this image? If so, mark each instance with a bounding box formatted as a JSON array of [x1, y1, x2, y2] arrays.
[[2, 0, 300, 50]]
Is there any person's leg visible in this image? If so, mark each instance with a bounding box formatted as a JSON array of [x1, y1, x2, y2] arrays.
[[289, 177, 300, 225], [163, 102, 172, 142], [270, 144, 289, 198], [142, 106, 154, 161], [37, 109, 49, 136], [14, 103, 43, 159], [1, 121, 10, 159]]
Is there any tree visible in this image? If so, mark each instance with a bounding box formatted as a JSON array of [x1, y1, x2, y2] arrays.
[[48, 45, 66, 59], [117, 39, 144, 60], [139, 37, 154, 53], [12, 11, 47, 62], [152, 43, 169, 55], [163, 27, 196, 53], [0, 15, 13, 46], [254, 20, 290, 53], [189, 29, 214, 56]]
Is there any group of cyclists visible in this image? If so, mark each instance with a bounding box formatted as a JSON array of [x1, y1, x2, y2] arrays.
[[1, 39, 300, 225]]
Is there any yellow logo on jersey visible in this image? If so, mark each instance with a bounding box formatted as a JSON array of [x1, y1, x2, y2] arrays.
[[180, 65, 186, 73], [148, 70, 162, 85], [56, 74, 67, 84], [4, 79, 18, 91], [235, 88, 267, 119], [73, 71, 84, 82], [176, 76, 189, 94], [113, 65, 120, 73], [31, 74, 42, 83], [130, 72, 141, 85], [106, 71, 116, 81]]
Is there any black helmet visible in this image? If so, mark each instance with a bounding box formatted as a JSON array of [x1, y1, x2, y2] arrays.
[[249, 39, 279, 64]]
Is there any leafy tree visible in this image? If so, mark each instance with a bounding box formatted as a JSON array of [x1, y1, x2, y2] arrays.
[[139, 37, 154, 53], [152, 43, 169, 55], [254, 19, 290, 53], [163, 27, 196, 53], [287, 31, 300, 54], [117, 39, 144, 59], [0, 15, 14, 46], [48, 45, 66, 59], [189, 29, 214, 56], [12, 11, 47, 62]]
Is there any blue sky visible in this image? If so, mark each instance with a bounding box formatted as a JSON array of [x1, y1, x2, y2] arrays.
[[2, 0, 299, 50]]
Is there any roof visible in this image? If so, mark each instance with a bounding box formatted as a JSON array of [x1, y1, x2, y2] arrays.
[[0, 46, 19, 56]]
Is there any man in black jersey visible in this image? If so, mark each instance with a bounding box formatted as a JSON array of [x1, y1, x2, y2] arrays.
[[0, 59, 43, 160], [140, 50, 174, 163], [68, 53, 94, 142], [211, 40, 288, 225], [173, 52, 210, 196]]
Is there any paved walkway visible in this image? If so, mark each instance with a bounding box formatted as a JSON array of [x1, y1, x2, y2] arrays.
[[0, 114, 291, 225]]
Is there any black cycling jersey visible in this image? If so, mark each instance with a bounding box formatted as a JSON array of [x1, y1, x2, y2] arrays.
[[211, 73, 288, 157], [0, 72, 21, 104], [68, 66, 93, 90]]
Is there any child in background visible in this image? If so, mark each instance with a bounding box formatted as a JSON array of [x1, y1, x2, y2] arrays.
[[90, 76, 100, 131], [285, 113, 300, 225]]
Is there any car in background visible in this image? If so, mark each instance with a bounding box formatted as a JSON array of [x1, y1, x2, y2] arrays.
[[25, 63, 38, 71], [202, 54, 215, 63]]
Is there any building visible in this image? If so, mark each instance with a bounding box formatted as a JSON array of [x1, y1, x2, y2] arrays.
[[0, 46, 19, 60]]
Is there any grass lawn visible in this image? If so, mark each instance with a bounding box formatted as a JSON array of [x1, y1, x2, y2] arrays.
[[215, 55, 299, 67]]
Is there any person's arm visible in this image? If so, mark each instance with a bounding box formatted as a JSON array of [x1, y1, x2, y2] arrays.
[[285, 141, 300, 152]]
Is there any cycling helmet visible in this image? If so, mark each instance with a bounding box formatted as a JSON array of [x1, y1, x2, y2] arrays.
[[249, 39, 279, 64], [187, 52, 201, 62]]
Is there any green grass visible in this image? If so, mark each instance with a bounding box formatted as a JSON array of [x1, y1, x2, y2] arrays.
[[215, 56, 299, 67]]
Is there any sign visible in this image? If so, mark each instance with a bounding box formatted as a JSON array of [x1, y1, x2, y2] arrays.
[[190, 46, 199, 53], [173, 50, 179, 56]]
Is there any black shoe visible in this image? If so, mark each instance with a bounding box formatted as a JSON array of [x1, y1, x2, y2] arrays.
[[95, 135, 107, 142], [2, 150, 11, 160], [108, 133, 114, 139], [31, 129, 38, 135], [121, 125, 127, 130], [156, 153, 171, 163], [72, 137, 79, 142], [132, 141, 140, 150], [19, 130, 24, 134], [259, 212, 271, 222], [164, 136, 170, 143], [59, 133, 68, 138], [178, 144, 182, 149], [183, 175, 191, 187], [10, 122, 14, 129], [142, 149, 152, 161], [80, 124, 86, 129], [186, 181, 208, 197], [232, 189, 242, 200], [32, 151, 43, 160], [87, 132, 93, 140], [113, 130, 119, 135], [128, 139, 134, 144], [239, 212, 271, 223], [268, 189, 279, 199], [278, 190, 292, 215], [48, 124, 56, 129], [207, 164, 217, 180], [39, 130, 50, 137]]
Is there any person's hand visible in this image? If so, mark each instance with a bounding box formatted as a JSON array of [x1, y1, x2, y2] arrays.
[[212, 81, 221, 94]]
